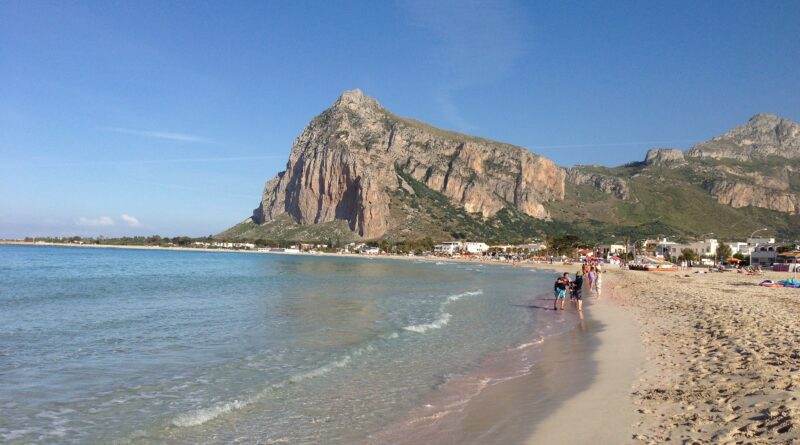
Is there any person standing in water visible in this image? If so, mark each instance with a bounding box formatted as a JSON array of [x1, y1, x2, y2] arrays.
[[553, 272, 570, 310], [572, 268, 584, 311], [587, 266, 596, 291]]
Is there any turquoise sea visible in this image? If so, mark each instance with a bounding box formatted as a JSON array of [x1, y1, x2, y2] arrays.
[[0, 245, 572, 444]]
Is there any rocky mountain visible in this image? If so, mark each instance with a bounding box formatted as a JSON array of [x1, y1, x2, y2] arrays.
[[644, 148, 686, 167], [559, 112, 800, 240], [687, 113, 800, 161], [221, 90, 800, 242], [245, 89, 564, 239], [565, 168, 632, 201]]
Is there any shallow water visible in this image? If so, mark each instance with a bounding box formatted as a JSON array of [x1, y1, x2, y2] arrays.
[[0, 245, 567, 444]]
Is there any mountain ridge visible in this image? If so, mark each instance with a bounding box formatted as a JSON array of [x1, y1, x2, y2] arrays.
[[223, 90, 800, 242], [250, 89, 565, 239]]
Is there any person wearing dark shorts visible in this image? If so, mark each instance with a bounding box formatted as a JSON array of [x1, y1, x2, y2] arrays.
[[572, 269, 584, 311]]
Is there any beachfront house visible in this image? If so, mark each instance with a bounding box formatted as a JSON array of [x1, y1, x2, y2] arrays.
[[269, 247, 300, 253], [728, 242, 751, 256], [695, 239, 718, 257], [211, 242, 255, 249], [599, 244, 626, 258], [463, 242, 489, 254], [434, 241, 461, 255], [751, 244, 779, 266], [345, 242, 365, 253], [516, 242, 546, 254], [359, 246, 381, 255], [658, 239, 718, 261], [655, 239, 678, 258]]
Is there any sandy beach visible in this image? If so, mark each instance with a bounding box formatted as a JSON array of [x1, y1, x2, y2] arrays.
[[450, 265, 800, 444], [616, 269, 800, 444]]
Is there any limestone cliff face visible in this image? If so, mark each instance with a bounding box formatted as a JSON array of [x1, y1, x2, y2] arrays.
[[566, 168, 632, 200], [705, 180, 799, 214], [644, 148, 686, 167], [253, 90, 565, 238], [684, 114, 800, 214], [687, 113, 800, 161]]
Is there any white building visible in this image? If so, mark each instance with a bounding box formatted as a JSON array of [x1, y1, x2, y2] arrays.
[[600, 244, 627, 257], [463, 242, 489, 254], [269, 247, 300, 254], [434, 241, 462, 255], [345, 242, 365, 253], [360, 246, 380, 255], [655, 239, 678, 258], [748, 237, 776, 246], [516, 242, 547, 253], [728, 242, 750, 256], [211, 242, 255, 249], [659, 239, 719, 259]]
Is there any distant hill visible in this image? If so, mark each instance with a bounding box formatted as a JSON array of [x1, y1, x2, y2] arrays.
[[556, 113, 800, 241], [221, 91, 800, 243]]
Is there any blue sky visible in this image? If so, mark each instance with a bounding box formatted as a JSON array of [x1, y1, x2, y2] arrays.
[[2, 0, 799, 238]]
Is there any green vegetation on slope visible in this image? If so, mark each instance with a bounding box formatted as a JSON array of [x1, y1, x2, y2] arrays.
[[550, 162, 800, 241], [385, 167, 556, 243], [217, 214, 360, 243]]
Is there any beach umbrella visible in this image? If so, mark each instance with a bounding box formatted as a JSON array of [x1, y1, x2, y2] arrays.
[[725, 257, 741, 263]]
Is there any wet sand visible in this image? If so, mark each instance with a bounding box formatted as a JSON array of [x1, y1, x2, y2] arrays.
[[523, 276, 643, 444], [362, 268, 643, 445], [371, 264, 800, 444]]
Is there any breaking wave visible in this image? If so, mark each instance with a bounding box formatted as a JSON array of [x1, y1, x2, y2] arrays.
[[172, 349, 367, 427], [403, 289, 482, 334]]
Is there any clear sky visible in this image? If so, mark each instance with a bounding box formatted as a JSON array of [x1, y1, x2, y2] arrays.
[[2, 0, 799, 238]]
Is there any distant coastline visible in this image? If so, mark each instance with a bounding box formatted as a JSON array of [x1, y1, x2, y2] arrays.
[[0, 241, 553, 269]]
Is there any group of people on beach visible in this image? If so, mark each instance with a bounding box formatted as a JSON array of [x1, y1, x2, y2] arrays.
[[553, 261, 603, 311]]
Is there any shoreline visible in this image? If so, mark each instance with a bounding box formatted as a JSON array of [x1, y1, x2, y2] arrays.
[[12, 241, 796, 442], [4, 240, 639, 444], [0, 240, 563, 269], [361, 268, 643, 445], [523, 272, 643, 444]]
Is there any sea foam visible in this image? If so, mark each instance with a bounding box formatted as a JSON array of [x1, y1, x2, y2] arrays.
[[403, 289, 482, 334], [172, 351, 361, 427]]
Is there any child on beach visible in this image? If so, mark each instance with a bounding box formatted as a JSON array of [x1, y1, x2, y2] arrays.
[[587, 267, 596, 290], [553, 272, 570, 310]]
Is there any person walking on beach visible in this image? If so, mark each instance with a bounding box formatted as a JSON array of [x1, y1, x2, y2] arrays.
[[553, 272, 570, 310], [572, 269, 584, 311], [594, 267, 603, 298], [587, 266, 596, 291]]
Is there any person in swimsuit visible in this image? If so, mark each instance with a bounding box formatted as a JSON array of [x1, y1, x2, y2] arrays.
[[587, 266, 596, 291], [553, 272, 570, 310]]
